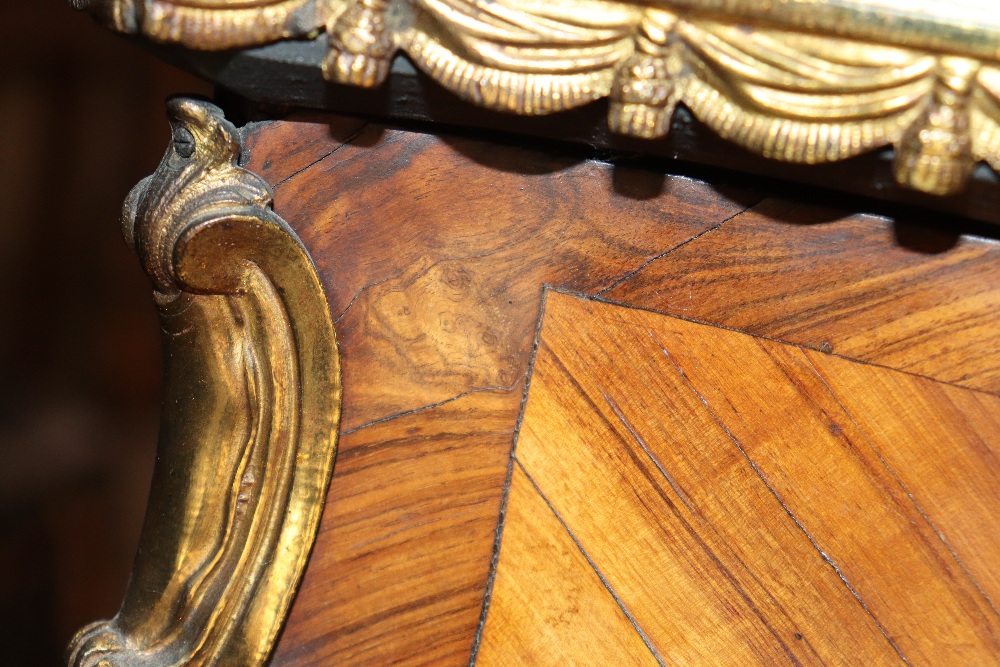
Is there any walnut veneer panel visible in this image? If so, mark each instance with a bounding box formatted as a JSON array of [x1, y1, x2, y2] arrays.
[[275, 388, 521, 665], [246, 121, 757, 666], [266, 125, 759, 431], [655, 306, 1000, 662], [476, 466, 662, 667], [603, 199, 1000, 392], [242, 114, 367, 186], [807, 353, 1000, 608], [480, 292, 1000, 664], [240, 117, 1000, 664]]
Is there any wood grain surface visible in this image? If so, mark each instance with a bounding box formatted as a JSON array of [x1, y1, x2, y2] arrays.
[[603, 199, 1000, 392], [267, 126, 758, 430], [656, 313, 1000, 663], [478, 291, 1000, 665], [476, 465, 662, 667], [238, 116, 1000, 665], [808, 353, 1000, 610], [242, 114, 367, 188], [275, 388, 521, 665], [247, 121, 757, 666]]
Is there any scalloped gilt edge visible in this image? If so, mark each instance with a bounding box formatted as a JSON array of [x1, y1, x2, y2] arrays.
[[72, 1, 1000, 191]]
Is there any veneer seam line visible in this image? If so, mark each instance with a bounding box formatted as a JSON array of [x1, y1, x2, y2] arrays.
[[334, 276, 392, 324], [653, 332, 911, 665], [340, 384, 521, 436], [269, 122, 370, 190], [542, 328, 804, 664], [512, 457, 668, 667], [593, 197, 767, 297], [589, 292, 1000, 398], [602, 391, 696, 515], [802, 350, 1000, 619], [468, 285, 551, 666]]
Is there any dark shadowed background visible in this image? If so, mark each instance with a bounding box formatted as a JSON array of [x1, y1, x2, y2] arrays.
[[0, 2, 211, 663]]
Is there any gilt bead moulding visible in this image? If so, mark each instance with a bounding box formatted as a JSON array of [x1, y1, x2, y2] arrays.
[[72, 0, 1000, 196]]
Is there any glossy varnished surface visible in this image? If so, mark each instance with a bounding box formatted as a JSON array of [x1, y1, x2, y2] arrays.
[[241, 116, 1000, 664], [603, 200, 1000, 392], [478, 465, 663, 667], [478, 292, 999, 664], [248, 121, 756, 665]]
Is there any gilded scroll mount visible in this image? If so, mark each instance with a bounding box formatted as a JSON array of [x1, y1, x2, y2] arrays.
[[66, 98, 341, 667]]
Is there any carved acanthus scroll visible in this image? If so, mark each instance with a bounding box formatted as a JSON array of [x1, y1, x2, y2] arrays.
[[66, 98, 341, 667]]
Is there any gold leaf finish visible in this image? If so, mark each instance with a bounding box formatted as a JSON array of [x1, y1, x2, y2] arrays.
[[71, 0, 322, 48], [65, 98, 341, 667], [399, 0, 641, 114], [71, 0, 1000, 195], [324, 0, 394, 86]]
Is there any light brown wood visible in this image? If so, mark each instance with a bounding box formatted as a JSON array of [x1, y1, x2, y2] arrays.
[[490, 292, 901, 664], [807, 352, 1000, 608], [655, 309, 1000, 663], [476, 466, 662, 667], [478, 291, 1000, 665]]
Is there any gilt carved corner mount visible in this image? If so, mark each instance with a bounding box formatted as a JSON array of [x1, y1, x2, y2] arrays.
[[73, 0, 1000, 196], [66, 98, 341, 667]]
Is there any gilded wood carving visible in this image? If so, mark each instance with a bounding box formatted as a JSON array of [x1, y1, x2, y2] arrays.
[[65, 98, 341, 667], [71, 0, 1000, 195]]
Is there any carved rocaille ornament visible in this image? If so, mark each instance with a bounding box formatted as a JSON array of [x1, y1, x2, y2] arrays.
[[66, 98, 341, 666], [72, 0, 1000, 196]]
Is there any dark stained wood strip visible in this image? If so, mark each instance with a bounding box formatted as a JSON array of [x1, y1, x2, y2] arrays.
[[167, 43, 1000, 226], [603, 199, 1000, 393]]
